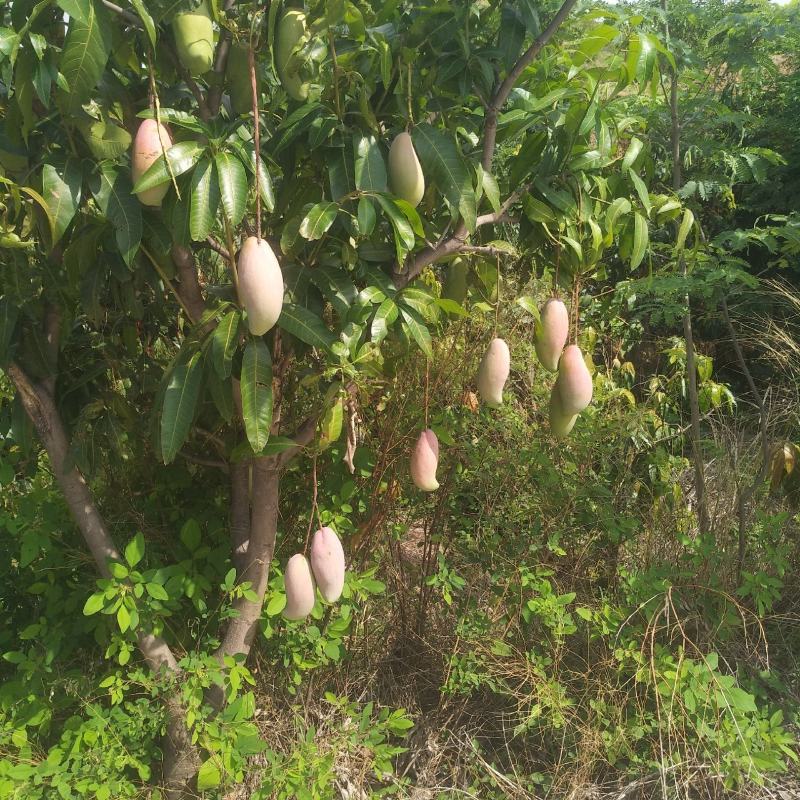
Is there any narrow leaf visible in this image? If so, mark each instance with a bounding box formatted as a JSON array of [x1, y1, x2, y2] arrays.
[[215, 152, 247, 225], [354, 133, 388, 192], [241, 338, 273, 453], [630, 212, 649, 269], [160, 352, 203, 464], [278, 304, 336, 350]]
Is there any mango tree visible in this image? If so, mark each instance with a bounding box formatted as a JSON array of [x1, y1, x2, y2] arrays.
[[0, 0, 687, 794]]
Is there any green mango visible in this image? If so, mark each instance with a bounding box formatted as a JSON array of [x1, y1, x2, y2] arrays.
[[442, 257, 469, 305], [275, 9, 310, 101], [172, 1, 214, 76]]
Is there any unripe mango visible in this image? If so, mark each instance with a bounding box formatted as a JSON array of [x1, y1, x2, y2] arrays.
[[310, 526, 345, 602], [442, 257, 468, 305], [535, 298, 568, 372], [283, 553, 316, 621], [476, 338, 510, 407], [388, 132, 425, 208], [556, 344, 593, 415], [549, 387, 577, 438], [172, 1, 214, 76], [227, 44, 253, 115], [236, 236, 284, 335], [410, 429, 439, 492], [131, 119, 173, 207], [275, 9, 310, 102]]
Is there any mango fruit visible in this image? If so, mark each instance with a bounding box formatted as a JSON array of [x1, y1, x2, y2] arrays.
[[476, 337, 510, 407], [131, 119, 173, 207], [172, 1, 214, 76], [275, 9, 309, 102], [283, 554, 316, 621], [556, 344, 593, 415], [227, 44, 253, 115], [411, 428, 439, 492], [535, 298, 568, 372], [236, 236, 284, 335], [310, 526, 345, 602], [442, 257, 468, 305], [549, 387, 577, 438], [388, 132, 425, 208]]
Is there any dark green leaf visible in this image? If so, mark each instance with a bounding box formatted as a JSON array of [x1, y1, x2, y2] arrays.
[[357, 196, 376, 236], [59, 1, 111, 112], [373, 193, 415, 260], [630, 211, 648, 269], [308, 267, 357, 317], [240, 338, 273, 453], [278, 304, 336, 350], [90, 165, 142, 266], [160, 352, 203, 464], [57, 0, 91, 24], [42, 158, 82, 245], [132, 141, 204, 194], [354, 134, 387, 192], [400, 306, 432, 358], [189, 157, 220, 242], [215, 152, 247, 225], [128, 0, 156, 47], [211, 310, 240, 378]]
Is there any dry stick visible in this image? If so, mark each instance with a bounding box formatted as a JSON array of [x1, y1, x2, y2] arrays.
[[249, 43, 262, 242], [304, 456, 319, 552], [146, 52, 181, 200], [424, 360, 430, 429], [721, 297, 770, 581]]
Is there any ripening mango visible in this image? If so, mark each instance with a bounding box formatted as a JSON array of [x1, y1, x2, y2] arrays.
[[283, 554, 316, 621], [310, 527, 345, 603], [442, 257, 469, 306], [549, 386, 577, 438], [411, 429, 439, 492], [388, 132, 425, 208], [476, 338, 510, 407], [236, 237, 284, 335], [131, 119, 173, 207], [535, 298, 569, 372], [556, 344, 593, 415], [275, 9, 309, 101], [172, 1, 214, 76]]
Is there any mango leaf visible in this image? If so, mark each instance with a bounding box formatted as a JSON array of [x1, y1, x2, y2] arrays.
[[215, 152, 247, 225], [605, 197, 631, 237], [128, 0, 156, 47], [354, 133, 387, 192], [211, 310, 241, 379], [357, 196, 376, 236], [189, 157, 220, 242], [630, 212, 649, 269], [308, 268, 357, 317], [197, 760, 221, 791], [160, 352, 203, 464], [676, 208, 694, 251], [370, 296, 398, 342], [240, 338, 273, 453], [400, 306, 432, 358], [278, 304, 336, 350], [90, 165, 142, 266], [59, 1, 111, 112], [412, 123, 476, 233], [627, 168, 652, 216], [299, 201, 338, 240], [373, 193, 415, 260], [56, 0, 91, 24], [132, 141, 204, 194], [621, 136, 643, 171], [42, 158, 82, 245]]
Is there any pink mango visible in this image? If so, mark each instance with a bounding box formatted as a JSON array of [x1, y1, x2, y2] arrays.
[[237, 236, 284, 335], [535, 299, 569, 372], [282, 554, 316, 621], [410, 428, 439, 492], [310, 526, 345, 603], [131, 119, 173, 207], [556, 344, 593, 415], [476, 337, 510, 406]]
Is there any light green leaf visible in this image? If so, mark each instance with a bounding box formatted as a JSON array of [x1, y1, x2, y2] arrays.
[[299, 201, 338, 240], [128, 0, 156, 47], [197, 759, 221, 791], [278, 304, 336, 350], [146, 582, 169, 601], [241, 338, 273, 453], [400, 306, 432, 358], [189, 157, 220, 242], [354, 133, 387, 192], [621, 136, 643, 171], [117, 604, 130, 633], [676, 208, 694, 251], [627, 168, 652, 216], [90, 165, 142, 266], [83, 592, 105, 615], [370, 296, 398, 343], [160, 352, 203, 464], [215, 152, 247, 225], [212, 310, 240, 378], [373, 193, 415, 260], [132, 141, 204, 194], [59, 0, 112, 112], [630, 212, 648, 269], [42, 158, 82, 244], [605, 197, 631, 237], [124, 532, 145, 568]]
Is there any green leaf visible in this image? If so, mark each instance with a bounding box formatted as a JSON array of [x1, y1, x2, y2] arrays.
[[354, 133, 387, 192], [621, 136, 643, 172], [131, 141, 204, 194], [244, 144, 275, 212], [117, 604, 131, 633], [212, 310, 240, 379], [627, 168, 652, 216], [124, 532, 145, 568], [308, 267, 357, 317], [59, 0, 112, 112], [83, 592, 106, 615], [215, 152, 247, 225], [605, 197, 631, 237], [128, 0, 156, 47], [57, 0, 91, 24], [357, 196, 376, 236], [630, 212, 648, 269], [90, 165, 142, 266], [676, 208, 694, 251], [400, 306, 432, 358], [240, 338, 273, 453], [0, 296, 19, 366], [189, 157, 220, 242], [373, 194, 415, 261], [370, 296, 398, 342], [42, 158, 82, 245], [266, 593, 287, 616], [145, 582, 169, 601], [160, 352, 203, 464], [412, 123, 476, 233], [278, 304, 336, 350], [299, 201, 338, 240]]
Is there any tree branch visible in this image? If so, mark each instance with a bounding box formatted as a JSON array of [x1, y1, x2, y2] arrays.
[[171, 245, 207, 325], [207, 0, 240, 117], [100, 0, 142, 27]]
